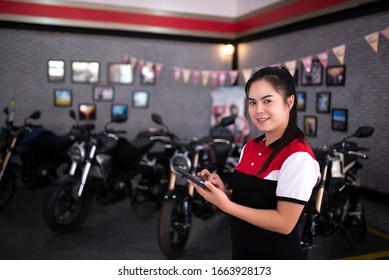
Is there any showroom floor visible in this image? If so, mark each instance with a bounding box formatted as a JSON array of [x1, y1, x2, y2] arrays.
[[0, 184, 388, 260]]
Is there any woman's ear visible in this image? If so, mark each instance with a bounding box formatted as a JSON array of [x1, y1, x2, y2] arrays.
[[287, 95, 294, 110]]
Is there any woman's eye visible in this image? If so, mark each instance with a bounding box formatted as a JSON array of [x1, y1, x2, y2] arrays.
[[264, 99, 272, 104], [249, 100, 256, 105]]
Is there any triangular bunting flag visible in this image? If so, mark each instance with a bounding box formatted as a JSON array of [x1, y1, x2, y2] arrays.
[[182, 68, 191, 84], [130, 57, 137, 70], [121, 54, 129, 64], [155, 63, 163, 77], [229, 70, 239, 85], [201, 70, 210, 86], [218, 70, 227, 87], [301, 56, 313, 72], [137, 59, 144, 73], [380, 27, 389, 41], [332, 44, 346, 64], [284, 60, 297, 77], [317, 51, 329, 68], [192, 70, 200, 85], [211, 71, 219, 89], [173, 67, 181, 82], [364, 32, 379, 52], [242, 69, 253, 84]]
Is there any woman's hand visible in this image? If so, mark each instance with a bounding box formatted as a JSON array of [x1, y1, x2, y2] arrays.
[[189, 169, 231, 213]]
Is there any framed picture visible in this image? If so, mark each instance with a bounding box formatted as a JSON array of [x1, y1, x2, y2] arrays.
[[326, 65, 346, 86], [303, 116, 317, 137], [296, 91, 306, 111], [111, 104, 128, 121], [48, 60, 65, 82], [293, 69, 299, 86], [331, 108, 348, 132], [316, 92, 331, 113], [301, 59, 323, 86], [108, 63, 134, 84], [132, 91, 149, 108], [140, 62, 156, 85], [93, 85, 114, 101], [71, 61, 99, 83], [78, 103, 96, 120], [53, 89, 72, 107]]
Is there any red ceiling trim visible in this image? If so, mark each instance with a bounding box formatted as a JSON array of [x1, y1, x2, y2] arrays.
[[236, 0, 351, 32], [0, 0, 353, 35], [0, 1, 236, 33]]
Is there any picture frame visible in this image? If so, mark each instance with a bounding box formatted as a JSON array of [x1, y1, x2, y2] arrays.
[[303, 116, 317, 137], [296, 91, 306, 111], [48, 60, 65, 82], [132, 91, 149, 108], [78, 103, 97, 120], [326, 65, 346, 86], [108, 63, 134, 84], [293, 69, 299, 86], [53, 89, 72, 107], [140, 62, 156, 85], [316, 92, 331, 113], [71, 61, 99, 83], [93, 85, 114, 101], [331, 108, 348, 132], [111, 104, 128, 121], [301, 59, 323, 86]]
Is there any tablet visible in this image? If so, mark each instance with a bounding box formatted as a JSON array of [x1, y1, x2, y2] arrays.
[[176, 167, 209, 191]]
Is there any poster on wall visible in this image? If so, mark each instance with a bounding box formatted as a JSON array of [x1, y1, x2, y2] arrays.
[[210, 87, 250, 145]]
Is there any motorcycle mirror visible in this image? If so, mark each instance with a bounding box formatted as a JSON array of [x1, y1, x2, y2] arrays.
[[30, 111, 41, 119], [352, 126, 374, 138], [3, 107, 9, 115], [151, 113, 163, 125], [220, 115, 235, 127], [69, 109, 76, 120]]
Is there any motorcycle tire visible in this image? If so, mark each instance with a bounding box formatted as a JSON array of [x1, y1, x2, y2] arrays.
[[0, 172, 16, 210], [158, 196, 192, 259], [43, 179, 92, 233], [341, 202, 367, 245]]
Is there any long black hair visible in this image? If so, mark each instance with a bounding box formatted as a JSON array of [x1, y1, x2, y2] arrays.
[[244, 66, 305, 174]]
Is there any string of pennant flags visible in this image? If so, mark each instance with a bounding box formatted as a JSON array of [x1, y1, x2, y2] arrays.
[[122, 26, 389, 89]]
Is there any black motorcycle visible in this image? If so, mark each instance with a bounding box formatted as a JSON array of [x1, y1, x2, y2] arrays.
[[0, 108, 72, 209], [43, 111, 174, 233], [1, 108, 38, 209], [157, 116, 239, 258], [300, 126, 374, 257]]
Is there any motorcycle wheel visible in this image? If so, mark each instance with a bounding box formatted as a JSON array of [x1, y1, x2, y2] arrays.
[[158, 196, 192, 259], [0, 172, 16, 210], [298, 208, 318, 259], [43, 179, 92, 233], [341, 202, 367, 245]]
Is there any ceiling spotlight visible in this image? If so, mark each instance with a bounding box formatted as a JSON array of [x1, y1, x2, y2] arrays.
[[224, 44, 235, 56]]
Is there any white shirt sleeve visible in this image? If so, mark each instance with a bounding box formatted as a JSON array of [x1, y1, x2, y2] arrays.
[[276, 152, 320, 202]]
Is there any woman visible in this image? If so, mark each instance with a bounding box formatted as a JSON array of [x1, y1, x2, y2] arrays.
[[192, 66, 320, 259]]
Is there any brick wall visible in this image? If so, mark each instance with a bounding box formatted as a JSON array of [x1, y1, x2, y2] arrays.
[[0, 29, 231, 141], [0, 8, 388, 194], [239, 10, 389, 194]]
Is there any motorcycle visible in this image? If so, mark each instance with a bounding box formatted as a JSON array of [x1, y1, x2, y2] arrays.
[[157, 115, 240, 258], [43, 111, 174, 233], [0, 108, 38, 209], [0, 108, 72, 209], [300, 126, 374, 257]]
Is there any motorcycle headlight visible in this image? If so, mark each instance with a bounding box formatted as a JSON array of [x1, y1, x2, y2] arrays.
[[169, 152, 192, 173], [69, 143, 85, 164]]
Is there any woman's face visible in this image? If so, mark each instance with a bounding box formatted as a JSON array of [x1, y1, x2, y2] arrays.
[[247, 79, 294, 143]]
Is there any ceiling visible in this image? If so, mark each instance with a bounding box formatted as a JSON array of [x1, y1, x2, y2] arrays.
[[0, 0, 381, 39]]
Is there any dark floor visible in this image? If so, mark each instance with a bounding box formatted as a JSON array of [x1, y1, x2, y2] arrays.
[[0, 184, 388, 260]]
